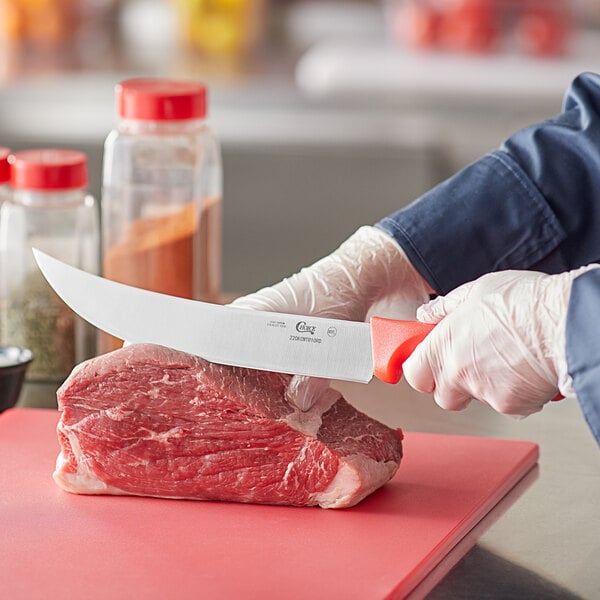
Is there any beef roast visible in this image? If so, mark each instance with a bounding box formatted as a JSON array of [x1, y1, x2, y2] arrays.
[[53, 344, 403, 508]]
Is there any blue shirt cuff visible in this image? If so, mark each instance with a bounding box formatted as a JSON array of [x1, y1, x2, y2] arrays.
[[566, 269, 600, 445], [376, 150, 566, 295]]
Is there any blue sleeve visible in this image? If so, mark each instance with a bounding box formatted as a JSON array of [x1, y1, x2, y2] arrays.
[[377, 72, 600, 295], [566, 269, 600, 444]]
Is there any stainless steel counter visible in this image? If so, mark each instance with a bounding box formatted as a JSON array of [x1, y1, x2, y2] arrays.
[[18, 375, 599, 598]]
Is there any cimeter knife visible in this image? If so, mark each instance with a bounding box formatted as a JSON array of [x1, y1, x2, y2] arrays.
[[33, 249, 434, 384]]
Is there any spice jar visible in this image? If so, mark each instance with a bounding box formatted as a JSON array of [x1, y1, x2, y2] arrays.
[[0, 149, 99, 383], [101, 78, 222, 352]]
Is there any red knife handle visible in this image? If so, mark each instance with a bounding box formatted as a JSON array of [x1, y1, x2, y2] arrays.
[[370, 317, 435, 384], [370, 316, 567, 400]]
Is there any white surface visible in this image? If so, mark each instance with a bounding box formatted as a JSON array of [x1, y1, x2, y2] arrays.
[[296, 32, 600, 104]]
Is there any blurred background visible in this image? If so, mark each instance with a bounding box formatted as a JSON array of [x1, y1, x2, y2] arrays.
[[1, 0, 600, 293]]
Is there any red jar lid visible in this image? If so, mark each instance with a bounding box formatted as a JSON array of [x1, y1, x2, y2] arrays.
[[116, 78, 207, 121], [10, 149, 88, 191], [0, 147, 10, 184]]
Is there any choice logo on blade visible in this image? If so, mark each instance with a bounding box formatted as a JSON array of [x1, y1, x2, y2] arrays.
[[290, 320, 322, 345], [295, 321, 316, 335]]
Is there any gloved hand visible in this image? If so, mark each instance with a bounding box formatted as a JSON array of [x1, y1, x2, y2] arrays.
[[403, 266, 599, 418], [230, 226, 433, 410]]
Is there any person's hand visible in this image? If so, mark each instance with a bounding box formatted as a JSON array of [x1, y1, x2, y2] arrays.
[[403, 266, 599, 417], [230, 226, 433, 410]]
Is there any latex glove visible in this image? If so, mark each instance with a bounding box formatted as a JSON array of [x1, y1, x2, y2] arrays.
[[403, 266, 599, 418], [231, 226, 433, 410]]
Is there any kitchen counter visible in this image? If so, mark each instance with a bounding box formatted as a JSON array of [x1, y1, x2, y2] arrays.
[[15, 375, 599, 598]]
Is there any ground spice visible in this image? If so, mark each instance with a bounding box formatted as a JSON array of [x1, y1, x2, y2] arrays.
[[1, 271, 76, 382], [100, 196, 221, 353]]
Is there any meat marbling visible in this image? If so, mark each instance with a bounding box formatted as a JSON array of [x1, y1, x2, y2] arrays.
[[53, 344, 403, 508]]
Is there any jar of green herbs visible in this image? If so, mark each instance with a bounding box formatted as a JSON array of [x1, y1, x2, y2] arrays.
[[0, 149, 99, 384]]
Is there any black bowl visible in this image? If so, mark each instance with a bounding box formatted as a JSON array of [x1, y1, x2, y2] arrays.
[[0, 347, 33, 412]]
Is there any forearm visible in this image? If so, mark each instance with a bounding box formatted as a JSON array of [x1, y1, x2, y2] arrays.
[[378, 72, 600, 295]]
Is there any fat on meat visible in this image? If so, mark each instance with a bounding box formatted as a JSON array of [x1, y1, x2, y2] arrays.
[[53, 344, 403, 508]]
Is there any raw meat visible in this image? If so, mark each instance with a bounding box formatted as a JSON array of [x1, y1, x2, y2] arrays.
[[54, 344, 403, 508]]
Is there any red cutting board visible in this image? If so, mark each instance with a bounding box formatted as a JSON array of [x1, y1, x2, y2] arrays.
[[0, 408, 538, 599]]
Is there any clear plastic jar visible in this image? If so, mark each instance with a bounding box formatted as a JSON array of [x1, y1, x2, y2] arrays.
[[101, 78, 222, 352], [0, 149, 99, 383]]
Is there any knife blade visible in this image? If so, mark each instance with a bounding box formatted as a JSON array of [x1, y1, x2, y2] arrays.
[[33, 249, 434, 384]]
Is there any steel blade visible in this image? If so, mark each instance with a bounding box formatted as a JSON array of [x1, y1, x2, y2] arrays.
[[33, 249, 374, 383]]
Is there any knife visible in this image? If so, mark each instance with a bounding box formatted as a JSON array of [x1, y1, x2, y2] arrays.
[[33, 249, 434, 385]]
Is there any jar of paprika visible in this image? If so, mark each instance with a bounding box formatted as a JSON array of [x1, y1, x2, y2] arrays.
[[101, 78, 222, 353], [0, 149, 99, 383]]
